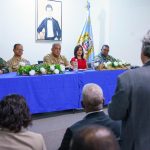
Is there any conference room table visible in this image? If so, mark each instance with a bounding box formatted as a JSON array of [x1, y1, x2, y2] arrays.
[[0, 70, 125, 114]]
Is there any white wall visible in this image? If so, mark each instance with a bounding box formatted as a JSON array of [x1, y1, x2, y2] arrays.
[[109, 0, 150, 65], [0, 0, 150, 65]]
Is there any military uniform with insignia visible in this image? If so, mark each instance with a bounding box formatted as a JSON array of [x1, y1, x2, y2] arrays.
[[7, 56, 30, 72], [43, 53, 69, 66], [94, 52, 117, 64]]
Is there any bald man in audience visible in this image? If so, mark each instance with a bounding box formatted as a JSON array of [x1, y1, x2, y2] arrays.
[[43, 43, 69, 66], [70, 125, 120, 150], [7, 44, 30, 72], [58, 83, 121, 150]]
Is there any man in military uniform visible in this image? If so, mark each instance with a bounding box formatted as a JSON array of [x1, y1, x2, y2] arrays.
[[7, 44, 30, 72], [0, 57, 9, 74], [94, 45, 117, 64], [43, 43, 69, 66]]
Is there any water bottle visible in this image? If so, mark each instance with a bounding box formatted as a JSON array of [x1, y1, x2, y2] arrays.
[[74, 59, 78, 71], [91, 60, 95, 70]]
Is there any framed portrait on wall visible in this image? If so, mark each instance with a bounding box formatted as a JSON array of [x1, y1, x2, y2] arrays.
[[36, 0, 62, 41]]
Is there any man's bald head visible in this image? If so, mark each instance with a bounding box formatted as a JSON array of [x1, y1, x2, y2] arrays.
[[70, 125, 120, 150], [82, 83, 104, 112]]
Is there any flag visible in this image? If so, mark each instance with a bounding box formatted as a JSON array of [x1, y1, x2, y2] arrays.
[[77, 0, 94, 63]]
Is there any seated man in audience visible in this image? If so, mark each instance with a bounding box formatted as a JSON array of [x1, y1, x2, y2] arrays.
[[70, 125, 120, 150], [0, 57, 9, 74], [7, 44, 30, 72], [43, 43, 69, 66], [94, 45, 117, 64], [0, 94, 47, 150], [58, 83, 121, 150]]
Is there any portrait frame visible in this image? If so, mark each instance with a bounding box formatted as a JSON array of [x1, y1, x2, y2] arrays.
[[36, 0, 62, 41]]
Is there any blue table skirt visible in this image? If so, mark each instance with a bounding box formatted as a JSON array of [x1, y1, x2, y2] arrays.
[[0, 70, 125, 114]]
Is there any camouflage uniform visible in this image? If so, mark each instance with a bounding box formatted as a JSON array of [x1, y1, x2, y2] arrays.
[[7, 56, 30, 72], [0, 57, 9, 74], [94, 52, 117, 64], [43, 53, 69, 66]]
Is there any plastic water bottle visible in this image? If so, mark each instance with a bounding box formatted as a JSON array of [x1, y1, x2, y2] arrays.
[[91, 60, 95, 70], [74, 59, 78, 71]]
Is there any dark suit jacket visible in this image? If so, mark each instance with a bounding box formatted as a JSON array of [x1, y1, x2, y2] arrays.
[[37, 17, 61, 40], [108, 61, 150, 150], [58, 111, 121, 150]]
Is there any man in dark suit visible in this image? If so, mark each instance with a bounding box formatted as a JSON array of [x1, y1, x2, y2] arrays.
[[108, 30, 150, 150], [58, 83, 121, 150], [37, 4, 61, 40]]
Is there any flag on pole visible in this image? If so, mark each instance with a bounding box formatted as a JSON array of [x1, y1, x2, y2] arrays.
[[77, 0, 94, 63]]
